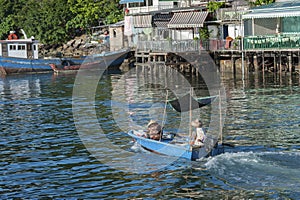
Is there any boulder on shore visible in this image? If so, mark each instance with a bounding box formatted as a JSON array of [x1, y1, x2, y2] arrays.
[[39, 34, 107, 58]]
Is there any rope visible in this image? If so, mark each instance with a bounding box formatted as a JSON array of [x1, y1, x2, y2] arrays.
[[161, 89, 168, 128], [160, 89, 168, 141]]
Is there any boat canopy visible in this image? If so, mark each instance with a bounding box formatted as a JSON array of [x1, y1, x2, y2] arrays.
[[168, 94, 216, 112]]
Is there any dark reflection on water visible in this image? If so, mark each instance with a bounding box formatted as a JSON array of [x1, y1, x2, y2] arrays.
[[0, 72, 299, 199]]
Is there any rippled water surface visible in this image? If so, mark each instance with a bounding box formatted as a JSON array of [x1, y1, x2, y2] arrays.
[[0, 70, 299, 199]]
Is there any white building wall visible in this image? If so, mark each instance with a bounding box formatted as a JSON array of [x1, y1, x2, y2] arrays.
[[228, 24, 243, 39], [208, 25, 219, 39], [128, 0, 174, 14], [153, 0, 159, 6], [172, 30, 193, 40]]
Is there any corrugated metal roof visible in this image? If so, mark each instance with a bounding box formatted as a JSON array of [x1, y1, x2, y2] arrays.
[[132, 15, 152, 28], [243, 1, 300, 19], [153, 13, 172, 29], [168, 11, 208, 29], [168, 12, 194, 28], [251, 1, 300, 10], [242, 10, 300, 19], [188, 11, 208, 28], [154, 21, 169, 29]]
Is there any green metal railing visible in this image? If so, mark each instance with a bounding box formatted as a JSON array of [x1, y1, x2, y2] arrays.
[[243, 34, 300, 50]]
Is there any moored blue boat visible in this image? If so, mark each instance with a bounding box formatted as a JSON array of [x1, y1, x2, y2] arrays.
[[0, 38, 86, 75], [0, 37, 129, 75]]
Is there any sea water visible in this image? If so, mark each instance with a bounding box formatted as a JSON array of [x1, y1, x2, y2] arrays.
[[0, 70, 299, 199]]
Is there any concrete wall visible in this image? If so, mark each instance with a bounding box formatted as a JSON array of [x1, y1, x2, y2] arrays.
[[109, 26, 124, 51]]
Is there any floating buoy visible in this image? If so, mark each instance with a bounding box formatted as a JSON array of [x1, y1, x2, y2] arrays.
[[8, 31, 18, 40]]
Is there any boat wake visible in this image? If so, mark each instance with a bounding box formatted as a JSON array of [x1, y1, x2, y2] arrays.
[[130, 141, 149, 153], [204, 151, 300, 193]]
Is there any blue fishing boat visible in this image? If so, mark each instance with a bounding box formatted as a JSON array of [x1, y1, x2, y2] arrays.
[[0, 35, 129, 75], [128, 94, 227, 161], [0, 37, 85, 75]]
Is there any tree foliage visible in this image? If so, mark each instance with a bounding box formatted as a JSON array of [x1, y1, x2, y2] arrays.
[[249, 0, 275, 6], [207, 1, 225, 12], [0, 0, 124, 44]]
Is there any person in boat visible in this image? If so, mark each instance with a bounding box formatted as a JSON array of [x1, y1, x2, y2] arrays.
[[190, 119, 206, 147], [146, 120, 162, 140]]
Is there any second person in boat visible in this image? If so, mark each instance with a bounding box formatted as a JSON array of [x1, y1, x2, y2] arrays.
[[190, 119, 206, 147]]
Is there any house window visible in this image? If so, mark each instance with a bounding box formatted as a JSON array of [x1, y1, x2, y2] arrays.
[[129, 2, 145, 7], [9, 45, 16, 50], [282, 17, 300, 33], [129, 0, 152, 7], [18, 45, 26, 50]]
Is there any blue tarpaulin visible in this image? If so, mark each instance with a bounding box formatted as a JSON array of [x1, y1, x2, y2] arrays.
[[119, 0, 143, 4]]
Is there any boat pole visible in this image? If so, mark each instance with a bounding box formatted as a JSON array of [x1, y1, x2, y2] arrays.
[[219, 90, 223, 145], [162, 90, 168, 127], [161, 89, 169, 141], [188, 88, 193, 149]]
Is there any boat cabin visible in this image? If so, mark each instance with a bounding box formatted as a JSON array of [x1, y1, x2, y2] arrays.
[[0, 38, 39, 59]]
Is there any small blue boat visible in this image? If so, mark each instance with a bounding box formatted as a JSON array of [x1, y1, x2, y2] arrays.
[[128, 129, 225, 160], [128, 95, 227, 161]]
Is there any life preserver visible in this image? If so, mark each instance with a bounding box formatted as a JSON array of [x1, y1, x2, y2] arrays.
[[8, 33, 18, 40]]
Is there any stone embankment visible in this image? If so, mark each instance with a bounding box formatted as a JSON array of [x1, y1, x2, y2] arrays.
[[39, 34, 109, 58]]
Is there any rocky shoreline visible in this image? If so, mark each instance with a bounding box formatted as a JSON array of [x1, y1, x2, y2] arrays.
[[39, 34, 109, 58]]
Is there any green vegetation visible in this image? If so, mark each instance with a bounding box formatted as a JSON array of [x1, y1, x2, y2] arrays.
[[207, 1, 225, 12], [199, 27, 211, 40], [249, 0, 275, 6], [0, 0, 124, 44]]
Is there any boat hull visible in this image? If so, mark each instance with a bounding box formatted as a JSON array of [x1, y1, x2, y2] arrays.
[[0, 49, 129, 75], [128, 130, 193, 160], [128, 130, 225, 160], [0, 56, 84, 75]]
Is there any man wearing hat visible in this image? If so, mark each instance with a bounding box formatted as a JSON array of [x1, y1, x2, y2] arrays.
[[190, 119, 206, 147], [146, 120, 162, 140]]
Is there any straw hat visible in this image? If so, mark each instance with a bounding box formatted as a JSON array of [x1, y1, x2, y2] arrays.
[[147, 120, 157, 127], [191, 119, 202, 128]]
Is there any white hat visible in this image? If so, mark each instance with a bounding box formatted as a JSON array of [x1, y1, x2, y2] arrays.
[[147, 120, 157, 127], [10, 31, 15, 34], [191, 119, 202, 127]]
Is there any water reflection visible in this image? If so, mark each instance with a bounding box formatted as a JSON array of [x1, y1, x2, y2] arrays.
[[0, 75, 41, 100]]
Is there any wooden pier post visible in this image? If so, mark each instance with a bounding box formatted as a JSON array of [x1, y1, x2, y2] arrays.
[[273, 53, 277, 73], [231, 54, 236, 74], [262, 52, 265, 77], [253, 54, 259, 72], [279, 52, 282, 74], [288, 53, 292, 73]]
